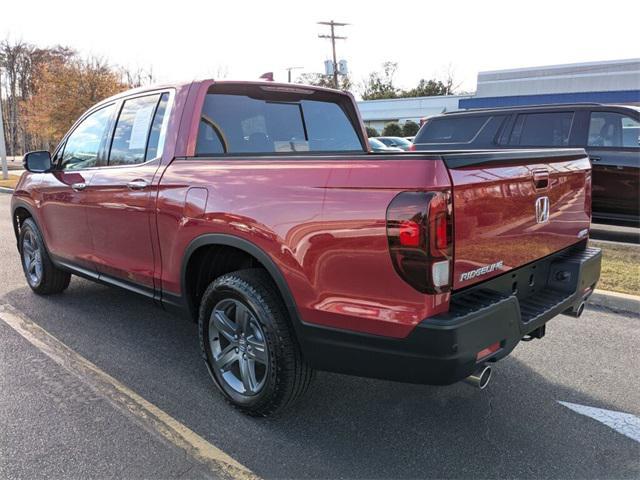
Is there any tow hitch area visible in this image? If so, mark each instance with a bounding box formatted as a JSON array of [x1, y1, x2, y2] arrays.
[[522, 325, 546, 342]]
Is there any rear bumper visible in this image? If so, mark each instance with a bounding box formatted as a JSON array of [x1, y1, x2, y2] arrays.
[[300, 242, 601, 385]]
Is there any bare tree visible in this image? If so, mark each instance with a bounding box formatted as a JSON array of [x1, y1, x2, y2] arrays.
[[441, 63, 462, 95], [0, 39, 27, 156], [120, 65, 155, 88], [0, 40, 75, 154]]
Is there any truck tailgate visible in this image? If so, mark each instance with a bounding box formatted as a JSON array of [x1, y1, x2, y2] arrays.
[[443, 149, 592, 290]]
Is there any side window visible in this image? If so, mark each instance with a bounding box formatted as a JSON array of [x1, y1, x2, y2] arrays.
[[109, 94, 161, 166], [60, 104, 115, 170], [414, 116, 489, 144], [588, 111, 640, 148], [508, 112, 573, 146], [145, 93, 170, 161]]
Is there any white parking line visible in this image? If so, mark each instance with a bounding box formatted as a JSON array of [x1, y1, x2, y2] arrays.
[[0, 304, 259, 480], [559, 401, 640, 443]]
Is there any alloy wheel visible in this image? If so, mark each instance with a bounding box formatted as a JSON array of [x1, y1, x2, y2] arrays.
[[22, 230, 43, 287], [209, 298, 269, 396]]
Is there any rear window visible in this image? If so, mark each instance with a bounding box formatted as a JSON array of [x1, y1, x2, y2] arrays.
[[414, 116, 489, 144], [508, 112, 574, 147], [196, 91, 363, 155]]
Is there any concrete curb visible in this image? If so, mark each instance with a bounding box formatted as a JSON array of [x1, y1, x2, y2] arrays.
[[0, 187, 14, 194], [589, 289, 640, 315]]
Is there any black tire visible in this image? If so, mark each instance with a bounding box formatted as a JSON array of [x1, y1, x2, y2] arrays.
[[19, 218, 71, 295], [199, 268, 314, 416]]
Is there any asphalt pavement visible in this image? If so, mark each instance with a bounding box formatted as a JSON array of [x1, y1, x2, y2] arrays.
[[1, 193, 639, 479]]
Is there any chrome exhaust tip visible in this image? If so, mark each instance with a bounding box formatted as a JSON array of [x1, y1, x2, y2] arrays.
[[463, 365, 492, 390], [565, 301, 586, 318]]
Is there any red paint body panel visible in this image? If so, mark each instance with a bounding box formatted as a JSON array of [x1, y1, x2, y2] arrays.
[[156, 157, 451, 338], [83, 160, 162, 288], [10, 79, 594, 344], [449, 158, 592, 290], [28, 170, 97, 270]]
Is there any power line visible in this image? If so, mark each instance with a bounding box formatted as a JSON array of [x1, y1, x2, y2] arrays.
[[317, 20, 348, 88]]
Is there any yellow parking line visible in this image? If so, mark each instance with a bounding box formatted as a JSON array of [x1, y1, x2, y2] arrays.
[[0, 304, 259, 480]]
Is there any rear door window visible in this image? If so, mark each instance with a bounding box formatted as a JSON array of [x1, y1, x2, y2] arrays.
[[588, 111, 640, 148], [109, 93, 169, 166], [196, 92, 363, 155], [414, 116, 489, 144], [508, 112, 574, 147], [145, 93, 171, 160]]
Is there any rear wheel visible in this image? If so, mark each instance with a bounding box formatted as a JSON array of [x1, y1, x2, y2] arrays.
[[199, 269, 314, 416], [19, 218, 71, 295]]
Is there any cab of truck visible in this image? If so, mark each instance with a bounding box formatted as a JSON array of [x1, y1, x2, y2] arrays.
[[412, 104, 640, 226]]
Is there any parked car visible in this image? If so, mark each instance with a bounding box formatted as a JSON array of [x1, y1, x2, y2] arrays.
[[368, 137, 403, 152], [404, 136, 415, 142], [12, 80, 601, 416], [412, 104, 640, 226], [374, 136, 413, 151]]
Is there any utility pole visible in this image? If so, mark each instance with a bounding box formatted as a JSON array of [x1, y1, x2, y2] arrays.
[[0, 72, 8, 181], [318, 20, 348, 88], [285, 66, 303, 83]]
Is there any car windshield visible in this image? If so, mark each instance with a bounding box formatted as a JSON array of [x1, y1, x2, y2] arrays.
[[368, 138, 386, 148]]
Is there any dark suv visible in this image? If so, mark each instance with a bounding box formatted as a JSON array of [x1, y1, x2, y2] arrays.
[[413, 104, 640, 226]]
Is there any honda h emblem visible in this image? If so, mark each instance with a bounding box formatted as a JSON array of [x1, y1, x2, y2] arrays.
[[535, 196, 550, 224]]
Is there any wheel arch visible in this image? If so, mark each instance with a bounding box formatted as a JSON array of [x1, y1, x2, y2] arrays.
[[180, 234, 303, 331], [11, 201, 37, 249]]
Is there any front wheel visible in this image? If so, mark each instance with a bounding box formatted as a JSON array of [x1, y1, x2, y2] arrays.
[[199, 269, 314, 416], [19, 218, 71, 295]]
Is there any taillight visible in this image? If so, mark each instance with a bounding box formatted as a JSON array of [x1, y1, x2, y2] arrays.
[[408, 143, 416, 151], [399, 220, 421, 247], [386, 191, 453, 294]]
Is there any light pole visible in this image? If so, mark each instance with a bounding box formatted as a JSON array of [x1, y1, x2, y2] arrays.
[[0, 80, 8, 181]]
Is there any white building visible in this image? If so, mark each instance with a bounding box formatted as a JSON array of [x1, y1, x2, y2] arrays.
[[357, 59, 640, 130], [460, 58, 640, 109], [357, 95, 470, 134]]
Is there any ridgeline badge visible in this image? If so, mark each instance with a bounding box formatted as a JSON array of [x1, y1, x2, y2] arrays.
[[460, 261, 504, 282]]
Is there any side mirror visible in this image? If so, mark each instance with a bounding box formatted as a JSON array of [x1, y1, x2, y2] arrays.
[[23, 151, 52, 173]]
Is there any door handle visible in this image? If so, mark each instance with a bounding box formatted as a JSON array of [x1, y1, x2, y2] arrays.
[[71, 182, 86, 191], [589, 156, 601, 162], [127, 179, 148, 190], [532, 169, 549, 190]]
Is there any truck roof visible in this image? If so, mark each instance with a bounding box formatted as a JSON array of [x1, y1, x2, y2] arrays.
[[98, 79, 350, 106]]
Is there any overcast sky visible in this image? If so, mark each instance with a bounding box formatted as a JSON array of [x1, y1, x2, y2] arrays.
[[2, 0, 639, 96]]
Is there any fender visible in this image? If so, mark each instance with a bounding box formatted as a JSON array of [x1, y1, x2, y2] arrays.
[[10, 199, 39, 249], [177, 233, 304, 332]]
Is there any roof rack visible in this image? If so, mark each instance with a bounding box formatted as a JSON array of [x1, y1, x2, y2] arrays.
[[445, 102, 604, 114]]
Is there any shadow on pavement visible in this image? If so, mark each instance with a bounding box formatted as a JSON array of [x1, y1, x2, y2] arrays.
[[3, 278, 638, 479]]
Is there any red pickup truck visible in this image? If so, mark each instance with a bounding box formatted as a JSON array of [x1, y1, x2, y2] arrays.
[[11, 80, 601, 416]]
